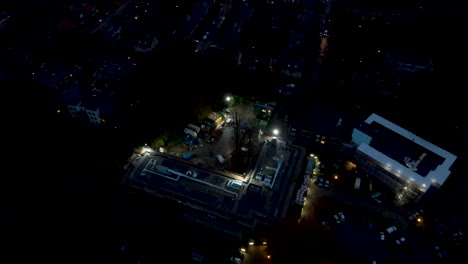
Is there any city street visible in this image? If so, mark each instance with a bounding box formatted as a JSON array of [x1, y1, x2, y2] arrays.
[[241, 244, 270, 264], [296, 157, 438, 264], [90, 0, 132, 34]]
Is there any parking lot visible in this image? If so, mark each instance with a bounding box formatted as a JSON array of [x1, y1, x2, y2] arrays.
[[166, 102, 262, 171], [190, 124, 237, 169], [297, 157, 439, 264]]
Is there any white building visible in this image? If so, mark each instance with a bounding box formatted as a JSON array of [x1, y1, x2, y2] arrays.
[[351, 113, 457, 205]]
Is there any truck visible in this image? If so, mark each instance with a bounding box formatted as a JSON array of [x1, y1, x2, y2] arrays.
[[188, 124, 200, 133], [216, 154, 225, 164], [305, 156, 316, 175], [182, 153, 193, 160], [184, 128, 197, 138], [354, 177, 361, 189]]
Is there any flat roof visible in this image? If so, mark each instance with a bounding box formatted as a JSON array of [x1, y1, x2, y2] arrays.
[[360, 113, 457, 190], [126, 152, 285, 222]]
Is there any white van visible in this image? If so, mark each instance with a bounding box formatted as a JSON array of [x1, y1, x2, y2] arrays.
[[216, 154, 225, 164], [386, 226, 397, 234]]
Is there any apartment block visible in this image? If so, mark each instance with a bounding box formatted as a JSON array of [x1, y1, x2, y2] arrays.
[[351, 113, 457, 205]]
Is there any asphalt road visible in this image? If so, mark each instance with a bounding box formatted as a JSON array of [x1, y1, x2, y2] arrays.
[[298, 160, 439, 264]]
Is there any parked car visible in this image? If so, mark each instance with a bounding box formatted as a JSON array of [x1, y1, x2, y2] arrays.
[[395, 237, 406, 244], [338, 212, 345, 221], [434, 245, 447, 258], [319, 178, 324, 187], [334, 215, 341, 224], [386, 226, 397, 234], [380, 232, 385, 241], [325, 180, 330, 188], [322, 221, 330, 229], [230, 256, 241, 264], [216, 154, 225, 164], [182, 152, 193, 159]]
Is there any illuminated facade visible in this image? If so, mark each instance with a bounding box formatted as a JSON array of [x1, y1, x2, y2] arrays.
[[351, 113, 457, 205]]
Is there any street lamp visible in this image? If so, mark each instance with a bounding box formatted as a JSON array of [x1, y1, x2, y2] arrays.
[[225, 95, 234, 107], [141, 143, 149, 154], [273, 129, 279, 136]]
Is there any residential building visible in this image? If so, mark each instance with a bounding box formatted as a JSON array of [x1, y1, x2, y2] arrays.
[[32, 62, 75, 94], [270, 56, 305, 79], [350, 113, 457, 206], [386, 48, 434, 74], [61, 84, 119, 126], [177, 0, 213, 40], [133, 33, 158, 53], [122, 150, 293, 236]]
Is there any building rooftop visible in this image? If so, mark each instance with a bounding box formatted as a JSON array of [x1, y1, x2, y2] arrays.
[[179, 0, 213, 38], [358, 113, 457, 191], [125, 151, 289, 228]]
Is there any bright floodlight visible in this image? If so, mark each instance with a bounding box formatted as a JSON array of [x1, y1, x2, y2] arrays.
[[226, 96, 231, 101], [273, 129, 279, 135]]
